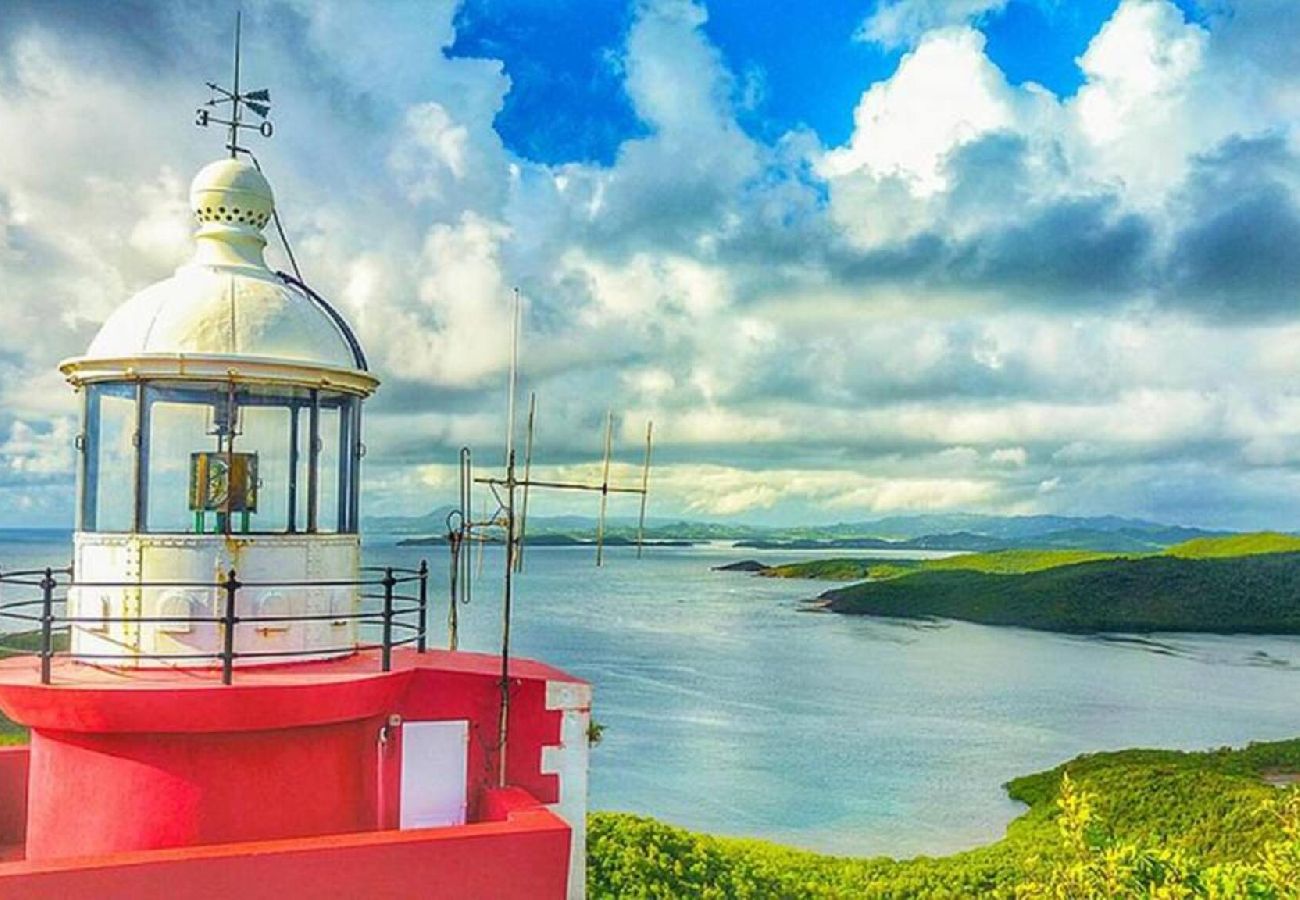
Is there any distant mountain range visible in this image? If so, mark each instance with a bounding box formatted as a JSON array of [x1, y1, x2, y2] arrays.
[[365, 509, 1230, 553]]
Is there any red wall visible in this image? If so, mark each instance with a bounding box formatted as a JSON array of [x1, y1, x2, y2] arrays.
[[25, 718, 386, 860], [0, 747, 28, 848], [0, 799, 570, 899]]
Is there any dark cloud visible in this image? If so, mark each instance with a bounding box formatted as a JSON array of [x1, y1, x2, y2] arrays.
[[1165, 133, 1300, 317], [952, 196, 1153, 298], [0, 0, 182, 76], [828, 134, 1154, 303]]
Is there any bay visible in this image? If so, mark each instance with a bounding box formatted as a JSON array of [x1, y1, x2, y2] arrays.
[[4, 532, 1300, 858]]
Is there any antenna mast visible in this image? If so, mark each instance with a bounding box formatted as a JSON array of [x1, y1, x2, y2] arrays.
[[443, 289, 655, 788]]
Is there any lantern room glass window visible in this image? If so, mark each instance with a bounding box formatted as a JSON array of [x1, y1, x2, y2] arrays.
[[78, 380, 362, 535], [79, 383, 138, 533]]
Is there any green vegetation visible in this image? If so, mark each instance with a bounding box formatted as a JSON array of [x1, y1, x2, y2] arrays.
[[920, 548, 1124, 575], [760, 559, 876, 581], [1168, 531, 1300, 559], [760, 533, 1300, 585], [588, 736, 1300, 898], [758, 549, 1128, 583], [822, 552, 1300, 633], [745, 532, 1300, 634]]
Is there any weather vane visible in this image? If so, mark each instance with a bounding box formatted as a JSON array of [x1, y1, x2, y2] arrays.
[[194, 13, 273, 158]]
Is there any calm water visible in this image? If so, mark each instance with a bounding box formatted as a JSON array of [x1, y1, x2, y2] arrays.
[[5, 533, 1300, 857]]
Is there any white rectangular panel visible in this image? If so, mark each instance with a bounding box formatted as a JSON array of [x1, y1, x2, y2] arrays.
[[400, 720, 469, 829]]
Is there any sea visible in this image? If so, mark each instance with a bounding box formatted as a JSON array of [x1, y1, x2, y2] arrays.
[[4, 530, 1300, 859]]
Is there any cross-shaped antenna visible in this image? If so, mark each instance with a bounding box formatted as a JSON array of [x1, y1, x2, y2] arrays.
[[194, 13, 274, 157], [440, 288, 655, 789]]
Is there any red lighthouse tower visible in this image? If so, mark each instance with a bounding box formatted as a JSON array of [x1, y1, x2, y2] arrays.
[[0, 61, 591, 900]]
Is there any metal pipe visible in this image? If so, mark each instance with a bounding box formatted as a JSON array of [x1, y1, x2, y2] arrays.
[[417, 559, 428, 653], [132, 382, 148, 533], [381, 567, 395, 672], [447, 525, 461, 652], [221, 568, 239, 685], [473, 477, 645, 495], [39, 568, 54, 685], [514, 392, 536, 573], [637, 421, 654, 559], [498, 449, 516, 787], [461, 449, 473, 612], [595, 411, 613, 567]]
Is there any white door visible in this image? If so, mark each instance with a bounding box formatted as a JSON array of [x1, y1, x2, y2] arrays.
[[400, 720, 469, 829]]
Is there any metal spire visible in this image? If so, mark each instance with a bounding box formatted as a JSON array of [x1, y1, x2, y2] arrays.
[[194, 13, 274, 156]]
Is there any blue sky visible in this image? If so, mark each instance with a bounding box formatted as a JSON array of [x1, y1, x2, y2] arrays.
[[449, 0, 1208, 162], [2, 0, 1300, 529]]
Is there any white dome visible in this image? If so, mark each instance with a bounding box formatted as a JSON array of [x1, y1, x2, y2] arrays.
[[86, 267, 364, 370], [77, 158, 367, 374]]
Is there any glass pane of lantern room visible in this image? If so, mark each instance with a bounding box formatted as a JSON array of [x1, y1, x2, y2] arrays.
[[83, 383, 136, 532], [317, 403, 341, 534], [236, 389, 292, 533], [144, 383, 224, 533]]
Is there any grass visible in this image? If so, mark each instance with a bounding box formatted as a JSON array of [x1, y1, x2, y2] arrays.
[[920, 549, 1124, 575], [1167, 531, 1300, 559]]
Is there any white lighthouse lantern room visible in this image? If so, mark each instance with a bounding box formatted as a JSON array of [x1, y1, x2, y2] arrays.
[[60, 158, 378, 667]]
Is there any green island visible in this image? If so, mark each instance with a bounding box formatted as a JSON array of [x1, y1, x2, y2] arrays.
[[587, 736, 1300, 898], [729, 533, 1300, 634]]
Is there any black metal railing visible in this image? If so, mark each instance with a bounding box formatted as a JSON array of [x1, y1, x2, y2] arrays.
[[0, 561, 429, 685]]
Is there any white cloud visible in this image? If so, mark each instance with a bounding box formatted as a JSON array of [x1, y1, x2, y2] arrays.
[[2, 0, 1300, 530], [823, 28, 1022, 196], [991, 447, 1028, 466], [1070, 0, 1211, 199], [858, 0, 1009, 50]]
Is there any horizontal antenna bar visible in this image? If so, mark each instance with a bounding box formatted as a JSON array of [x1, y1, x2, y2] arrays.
[[473, 477, 645, 495]]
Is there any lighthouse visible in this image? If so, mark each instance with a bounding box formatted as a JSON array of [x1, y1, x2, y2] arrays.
[[0, 54, 591, 900]]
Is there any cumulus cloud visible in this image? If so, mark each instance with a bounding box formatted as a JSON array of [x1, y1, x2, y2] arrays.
[[2, 0, 1300, 529], [857, 0, 1008, 50]]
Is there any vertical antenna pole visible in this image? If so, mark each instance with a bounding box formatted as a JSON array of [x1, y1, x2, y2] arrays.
[[498, 448, 517, 787], [461, 449, 473, 612], [450, 447, 471, 651], [229, 12, 242, 158], [636, 420, 654, 559], [514, 392, 536, 573], [476, 497, 487, 581], [504, 288, 521, 468], [595, 410, 614, 567]]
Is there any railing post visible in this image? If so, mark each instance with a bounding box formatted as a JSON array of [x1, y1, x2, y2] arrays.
[[39, 567, 54, 685], [221, 568, 240, 685], [381, 567, 395, 672], [417, 560, 428, 654]]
